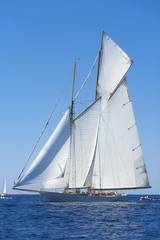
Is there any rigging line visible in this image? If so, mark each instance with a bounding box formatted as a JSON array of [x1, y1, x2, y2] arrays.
[[16, 68, 74, 182], [74, 54, 99, 101]]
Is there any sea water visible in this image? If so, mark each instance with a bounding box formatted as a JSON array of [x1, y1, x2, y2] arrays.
[[0, 195, 160, 240]]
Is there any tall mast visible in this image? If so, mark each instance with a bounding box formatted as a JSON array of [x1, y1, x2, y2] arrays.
[[70, 62, 76, 189], [70, 62, 76, 123], [95, 31, 104, 101]]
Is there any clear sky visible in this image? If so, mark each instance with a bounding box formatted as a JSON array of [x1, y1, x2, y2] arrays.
[[0, 0, 160, 194]]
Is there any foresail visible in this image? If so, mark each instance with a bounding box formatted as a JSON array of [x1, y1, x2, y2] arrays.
[[15, 108, 70, 187], [97, 32, 132, 99], [91, 79, 150, 189], [40, 137, 70, 189]]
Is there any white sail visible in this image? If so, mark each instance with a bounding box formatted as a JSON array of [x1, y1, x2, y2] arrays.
[[98, 32, 132, 99], [41, 137, 70, 189], [42, 177, 67, 189], [3, 177, 6, 194], [91, 79, 150, 189], [69, 99, 101, 188], [15, 108, 70, 187]]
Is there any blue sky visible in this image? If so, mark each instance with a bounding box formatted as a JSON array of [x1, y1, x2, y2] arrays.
[[0, 0, 160, 194]]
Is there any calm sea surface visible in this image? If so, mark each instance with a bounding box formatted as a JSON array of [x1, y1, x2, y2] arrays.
[[0, 194, 160, 240]]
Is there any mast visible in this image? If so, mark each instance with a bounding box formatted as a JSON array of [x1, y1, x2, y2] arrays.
[[70, 62, 76, 123], [70, 62, 76, 189], [95, 31, 104, 101]]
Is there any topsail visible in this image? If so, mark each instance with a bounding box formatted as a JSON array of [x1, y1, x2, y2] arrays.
[[98, 32, 132, 99]]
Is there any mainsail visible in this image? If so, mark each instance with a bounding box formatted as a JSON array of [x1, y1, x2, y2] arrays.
[[90, 79, 150, 189], [14, 31, 150, 191]]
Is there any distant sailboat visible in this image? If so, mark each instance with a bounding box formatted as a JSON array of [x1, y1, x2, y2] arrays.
[[13, 31, 151, 202], [1, 177, 7, 198]]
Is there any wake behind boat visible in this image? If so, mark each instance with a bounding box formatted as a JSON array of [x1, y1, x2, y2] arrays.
[[13, 31, 151, 202]]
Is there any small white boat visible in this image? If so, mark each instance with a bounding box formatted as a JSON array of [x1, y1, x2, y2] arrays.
[[1, 177, 7, 198], [140, 195, 151, 201]]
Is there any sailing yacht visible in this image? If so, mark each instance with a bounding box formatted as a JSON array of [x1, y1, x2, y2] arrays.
[[13, 31, 151, 202], [1, 177, 7, 198]]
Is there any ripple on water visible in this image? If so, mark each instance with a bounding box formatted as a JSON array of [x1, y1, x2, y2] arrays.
[[0, 195, 160, 240]]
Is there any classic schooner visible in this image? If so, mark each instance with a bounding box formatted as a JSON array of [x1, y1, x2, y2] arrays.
[[13, 31, 151, 202]]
